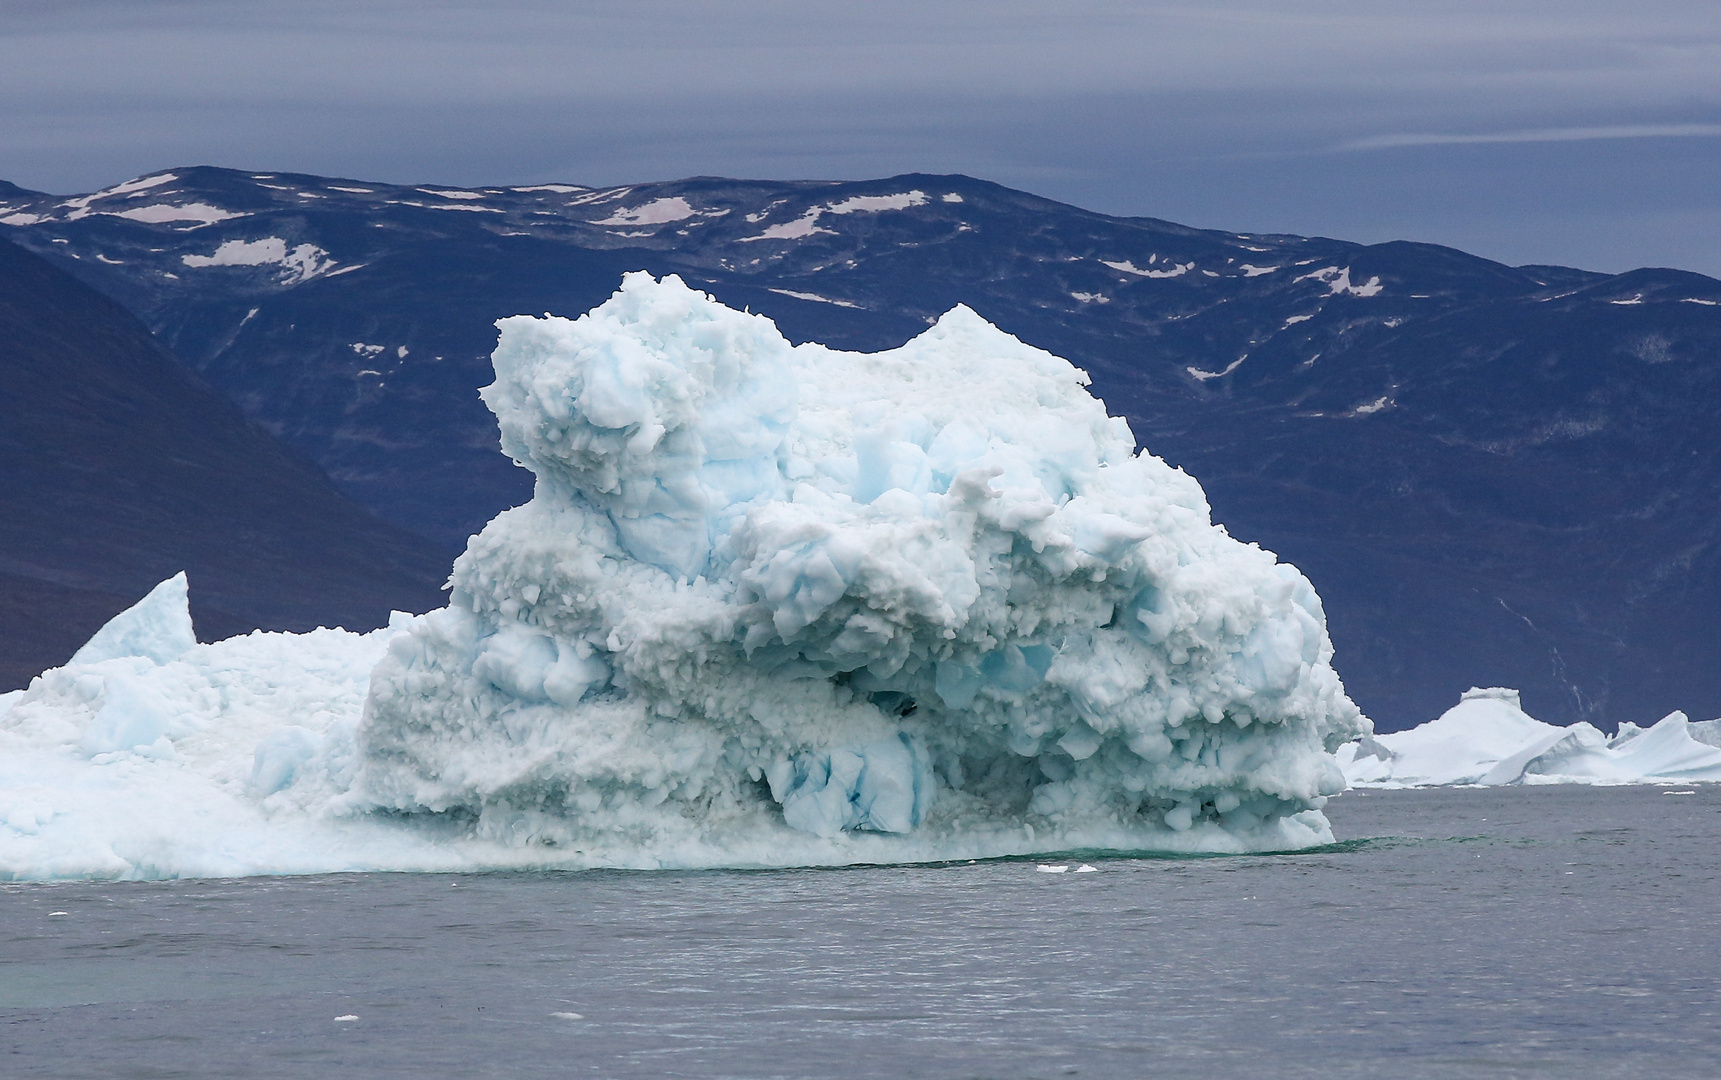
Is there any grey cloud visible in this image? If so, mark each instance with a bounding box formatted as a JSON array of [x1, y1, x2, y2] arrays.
[[1343, 124, 1721, 150], [2, 1, 1720, 274]]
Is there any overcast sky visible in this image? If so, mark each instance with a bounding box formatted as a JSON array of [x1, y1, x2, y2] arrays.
[[4, 0, 1720, 274]]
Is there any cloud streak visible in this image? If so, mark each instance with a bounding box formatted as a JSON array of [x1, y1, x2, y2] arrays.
[[2, 1, 1720, 275], [1344, 123, 1721, 151]]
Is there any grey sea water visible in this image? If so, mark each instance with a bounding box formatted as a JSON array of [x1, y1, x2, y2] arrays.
[[4, 785, 1719, 1079]]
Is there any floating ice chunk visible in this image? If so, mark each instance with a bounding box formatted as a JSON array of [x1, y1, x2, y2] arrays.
[[1339, 688, 1721, 787], [1037, 864, 1068, 873], [358, 271, 1367, 857], [71, 573, 196, 666], [0, 275, 1370, 878]]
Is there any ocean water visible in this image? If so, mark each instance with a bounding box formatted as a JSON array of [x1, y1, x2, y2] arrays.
[[4, 785, 1718, 1079]]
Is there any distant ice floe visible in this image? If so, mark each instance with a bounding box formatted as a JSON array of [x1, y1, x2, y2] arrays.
[[0, 272, 1369, 880], [1338, 687, 1721, 787], [181, 237, 336, 284]]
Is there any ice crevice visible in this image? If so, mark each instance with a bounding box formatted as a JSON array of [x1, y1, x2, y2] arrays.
[[1, 272, 1370, 879]]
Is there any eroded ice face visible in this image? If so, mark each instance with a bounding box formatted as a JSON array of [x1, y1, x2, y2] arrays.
[[357, 272, 1368, 861]]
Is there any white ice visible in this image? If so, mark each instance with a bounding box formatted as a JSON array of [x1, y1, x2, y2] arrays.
[[1337, 687, 1721, 787], [1, 272, 1370, 880], [182, 238, 335, 284]]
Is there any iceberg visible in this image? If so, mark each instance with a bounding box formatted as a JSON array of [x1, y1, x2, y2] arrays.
[[0, 273, 1368, 880], [1337, 687, 1721, 787]]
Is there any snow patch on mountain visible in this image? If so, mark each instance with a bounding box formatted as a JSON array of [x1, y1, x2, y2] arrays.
[[743, 210, 834, 242], [767, 288, 861, 308], [591, 197, 697, 227], [1296, 266, 1383, 297], [742, 192, 930, 242], [1104, 259, 1193, 279], [182, 238, 336, 284], [825, 191, 928, 214], [110, 203, 245, 227]]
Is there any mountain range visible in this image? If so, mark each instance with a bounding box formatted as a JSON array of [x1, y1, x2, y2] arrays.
[[0, 233, 448, 689], [3, 167, 1716, 729]]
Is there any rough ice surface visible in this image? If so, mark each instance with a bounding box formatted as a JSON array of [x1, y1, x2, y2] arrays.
[[2, 273, 1372, 880], [0, 604, 454, 880], [356, 272, 1366, 865], [1338, 687, 1721, 787]]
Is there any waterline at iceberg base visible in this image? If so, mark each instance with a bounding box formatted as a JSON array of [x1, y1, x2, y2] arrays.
[[0, 273, 1368, 880]]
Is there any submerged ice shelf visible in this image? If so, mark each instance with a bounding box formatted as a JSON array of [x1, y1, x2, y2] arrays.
[[2, 273, 1368, 880]]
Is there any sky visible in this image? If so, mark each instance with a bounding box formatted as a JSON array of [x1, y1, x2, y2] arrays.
[[4, 0, 1721, 275]]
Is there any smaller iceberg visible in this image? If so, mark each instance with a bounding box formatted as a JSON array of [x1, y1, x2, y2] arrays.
[[1337, 687, 1721, 787]]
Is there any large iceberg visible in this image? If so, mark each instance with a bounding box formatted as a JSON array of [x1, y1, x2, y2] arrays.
[[357, 273, 1367, 859], [1, 273, 1369, 879], [1338, 687, 1721, 787]]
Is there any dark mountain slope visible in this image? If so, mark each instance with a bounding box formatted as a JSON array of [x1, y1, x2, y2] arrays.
[[0, 236, 449, 689], [3, 168, 1717, 728]]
